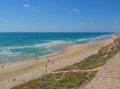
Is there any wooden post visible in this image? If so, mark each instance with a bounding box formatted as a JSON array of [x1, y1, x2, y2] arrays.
[[45, 64, 47, 74], [42, 70, 44, 75]]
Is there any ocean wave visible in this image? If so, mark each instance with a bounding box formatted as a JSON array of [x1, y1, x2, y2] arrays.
[[0, 49, 22, 56], [0, 45, 33, 50], [76, 38, 88, 42], [0, 34, 113, 56], [34, 40, 73, 49], [93, 34, 112, 40], [76, 34, 113, 43], [0, 33, 115, 64], [0, 40, 73, 50]]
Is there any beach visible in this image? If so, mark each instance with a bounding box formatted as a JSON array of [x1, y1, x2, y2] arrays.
[[0, 36, 115, 89], [0, 0, 119, 88]]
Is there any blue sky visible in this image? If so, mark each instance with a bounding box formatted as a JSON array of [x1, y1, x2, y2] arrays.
[[0, 0, 120, 32]]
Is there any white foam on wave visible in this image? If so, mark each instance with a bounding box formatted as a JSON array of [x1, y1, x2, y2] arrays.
[[76, 38, 89, 42], [0, 49, 22, 56], [0, 49, 12, 55], [0, 34, 114, 63], [0, 45, 34, 50], [0, 40, 74, 50], [34, 40, 74, 49], [92, 34, 113, 41], [0, 40, 74, 60], [40, 50, 62, 58], [76, 34, 114, 43]]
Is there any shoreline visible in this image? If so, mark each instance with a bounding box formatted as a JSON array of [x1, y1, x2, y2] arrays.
[[0, 35, 116, 89], [0, 34, 115, 65]]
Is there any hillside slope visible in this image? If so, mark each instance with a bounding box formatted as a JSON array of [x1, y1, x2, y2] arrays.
[[82, 52, 120, 89]]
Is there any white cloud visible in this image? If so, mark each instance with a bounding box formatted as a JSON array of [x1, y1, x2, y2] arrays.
[[72, 8, 80, 14], [24, 4, 31, 8]]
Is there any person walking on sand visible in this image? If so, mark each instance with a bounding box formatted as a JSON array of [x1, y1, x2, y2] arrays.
[[47, 57, 50, 63], [35, 58, 39, 63]]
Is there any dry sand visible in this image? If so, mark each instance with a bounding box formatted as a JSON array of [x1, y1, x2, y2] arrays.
[[82, 52, 120, 89], [0, 37, 114, 89]]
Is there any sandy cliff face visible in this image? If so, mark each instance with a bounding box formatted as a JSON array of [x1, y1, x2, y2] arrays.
[[100, 33, 120, 53], [82, 33, 120, 89], [82, 52, 120, 89]]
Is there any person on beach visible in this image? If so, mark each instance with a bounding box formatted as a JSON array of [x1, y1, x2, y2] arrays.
[[1, 65, 4, 68], [47, 57, 50, 63], [36, 58, 39, 63], [48, 59, 50, 62]]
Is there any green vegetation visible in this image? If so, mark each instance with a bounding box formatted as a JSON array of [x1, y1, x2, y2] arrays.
[[58, 38, 120, 71], [12, 80, 38, 89], [12, 35, 120, 89], [12, 71, 97, 89]]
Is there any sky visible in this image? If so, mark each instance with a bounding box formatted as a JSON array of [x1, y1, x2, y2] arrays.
[[0, 0, 120, 32]]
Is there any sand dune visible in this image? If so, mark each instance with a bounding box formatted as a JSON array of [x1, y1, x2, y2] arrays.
[[82, 52, 120, 89]]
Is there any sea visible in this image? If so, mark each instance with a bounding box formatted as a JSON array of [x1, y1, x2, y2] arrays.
[[0, 32, 115, 64]]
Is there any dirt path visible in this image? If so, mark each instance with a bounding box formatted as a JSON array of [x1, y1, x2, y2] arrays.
[[50, 67, 102, 74]]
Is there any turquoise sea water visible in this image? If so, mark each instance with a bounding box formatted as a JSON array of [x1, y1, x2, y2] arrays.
[[0, 32, 114, 64]]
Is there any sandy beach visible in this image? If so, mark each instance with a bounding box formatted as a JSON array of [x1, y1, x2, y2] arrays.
[[0, 37, 115, 89]]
